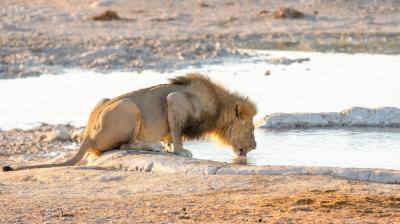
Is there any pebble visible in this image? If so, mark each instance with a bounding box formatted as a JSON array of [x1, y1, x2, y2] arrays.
[[45, 125, 71, 142]]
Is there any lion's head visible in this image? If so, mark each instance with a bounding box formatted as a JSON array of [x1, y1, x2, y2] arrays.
[[214, 99, 257, 157], [170, 73, 257, 158]]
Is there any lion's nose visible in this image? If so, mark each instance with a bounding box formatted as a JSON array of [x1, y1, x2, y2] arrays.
[[250, 141, 257, 149]]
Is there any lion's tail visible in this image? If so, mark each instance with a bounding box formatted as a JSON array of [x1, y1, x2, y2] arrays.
[[2, 138, 90, 172]]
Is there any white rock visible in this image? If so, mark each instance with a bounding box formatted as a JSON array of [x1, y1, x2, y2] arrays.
[[215, 168, 237, 175], [99, 175, 125, 182], [204, 167, 218, 175], [255, 169, 272, 175], [236, 169, 256, 175], [45, 125, 71, 142], [369, 171, 398, 184], [90, 0, 115, 8], [355, 170, 371, 182], [88, 151, 400, 184], [71, 128, 84, 142], [259, 107, 400, 128]]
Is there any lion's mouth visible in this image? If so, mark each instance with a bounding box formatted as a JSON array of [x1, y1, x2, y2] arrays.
[[238, 148, 247, 157]]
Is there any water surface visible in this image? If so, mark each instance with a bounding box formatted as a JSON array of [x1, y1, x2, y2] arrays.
[[187, 128, 400, 170]]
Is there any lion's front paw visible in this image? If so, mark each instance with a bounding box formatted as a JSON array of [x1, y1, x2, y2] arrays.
[[174, 148, 193, 158]]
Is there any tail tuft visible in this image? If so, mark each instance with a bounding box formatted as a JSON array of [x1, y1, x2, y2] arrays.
[[2, 166, 13, 172]]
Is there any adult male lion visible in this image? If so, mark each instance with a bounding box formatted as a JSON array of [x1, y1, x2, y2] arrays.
[[2, 73, 257, 172]]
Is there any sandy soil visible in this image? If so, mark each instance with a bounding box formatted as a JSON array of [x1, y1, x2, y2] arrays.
[[1, 0, 400, 78], [1, 125, 400, 223], [1, 168, 400, 223]]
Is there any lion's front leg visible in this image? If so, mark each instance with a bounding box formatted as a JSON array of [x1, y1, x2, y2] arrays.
[[165, 92, 193, 158], [170, 145, 193, 158], [162, 134, 192, 158]]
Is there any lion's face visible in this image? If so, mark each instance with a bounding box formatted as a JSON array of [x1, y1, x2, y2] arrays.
[[227, 118, 257, 157]]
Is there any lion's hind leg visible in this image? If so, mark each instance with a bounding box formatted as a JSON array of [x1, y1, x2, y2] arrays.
[[88, 98, 146, 155], [118, 103, 164, 153], [110, 100, 164, 152]]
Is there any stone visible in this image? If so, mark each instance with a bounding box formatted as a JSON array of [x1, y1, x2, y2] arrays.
[[273, 7, 305, 19], [90, 0, 115, 8], [45, 125, 71, 142], [204, 167, 218, 175], [88, 150, 400, 185], [259, 107, 400, 128], [214, 167, 236, 175], [92, 10, 121, 21], [71, 129, 84, 142], [236, 169, 256, 175]]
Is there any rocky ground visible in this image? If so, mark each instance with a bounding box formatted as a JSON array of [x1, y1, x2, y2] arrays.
[[1, 0, 400, 78], [1, 167, 399, 223], [0, 124, 82, 166]]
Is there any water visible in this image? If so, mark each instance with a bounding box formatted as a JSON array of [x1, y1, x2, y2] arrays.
[[187, 128, 400, 170], [0, 50, 399, 169], [1, 50, 399, 129]]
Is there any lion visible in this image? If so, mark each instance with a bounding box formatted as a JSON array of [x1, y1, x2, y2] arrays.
[[2, 73, 257, 172]]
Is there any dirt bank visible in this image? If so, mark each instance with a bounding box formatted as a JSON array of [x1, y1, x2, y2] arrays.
[[1, 0, 400, 78], [1, 168, 400, 223]]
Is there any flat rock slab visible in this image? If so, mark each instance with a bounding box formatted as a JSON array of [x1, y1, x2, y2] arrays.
[[258, 107, 400, 128], [90, 150, 400, 184]]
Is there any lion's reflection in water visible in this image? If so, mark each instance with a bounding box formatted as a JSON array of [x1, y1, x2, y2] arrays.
[[232, 156, 248, 165]]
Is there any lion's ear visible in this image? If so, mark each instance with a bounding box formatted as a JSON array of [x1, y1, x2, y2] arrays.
[[235, 102, 243, 118], [235, 101, 257, 119]]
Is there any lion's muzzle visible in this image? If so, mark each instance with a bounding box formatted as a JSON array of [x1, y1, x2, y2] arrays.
[[239, 148, 247, 157]]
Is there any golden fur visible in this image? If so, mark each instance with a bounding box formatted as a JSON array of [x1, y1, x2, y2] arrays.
[[2, 73, 257, 171], [170, 74, 257, 150]]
